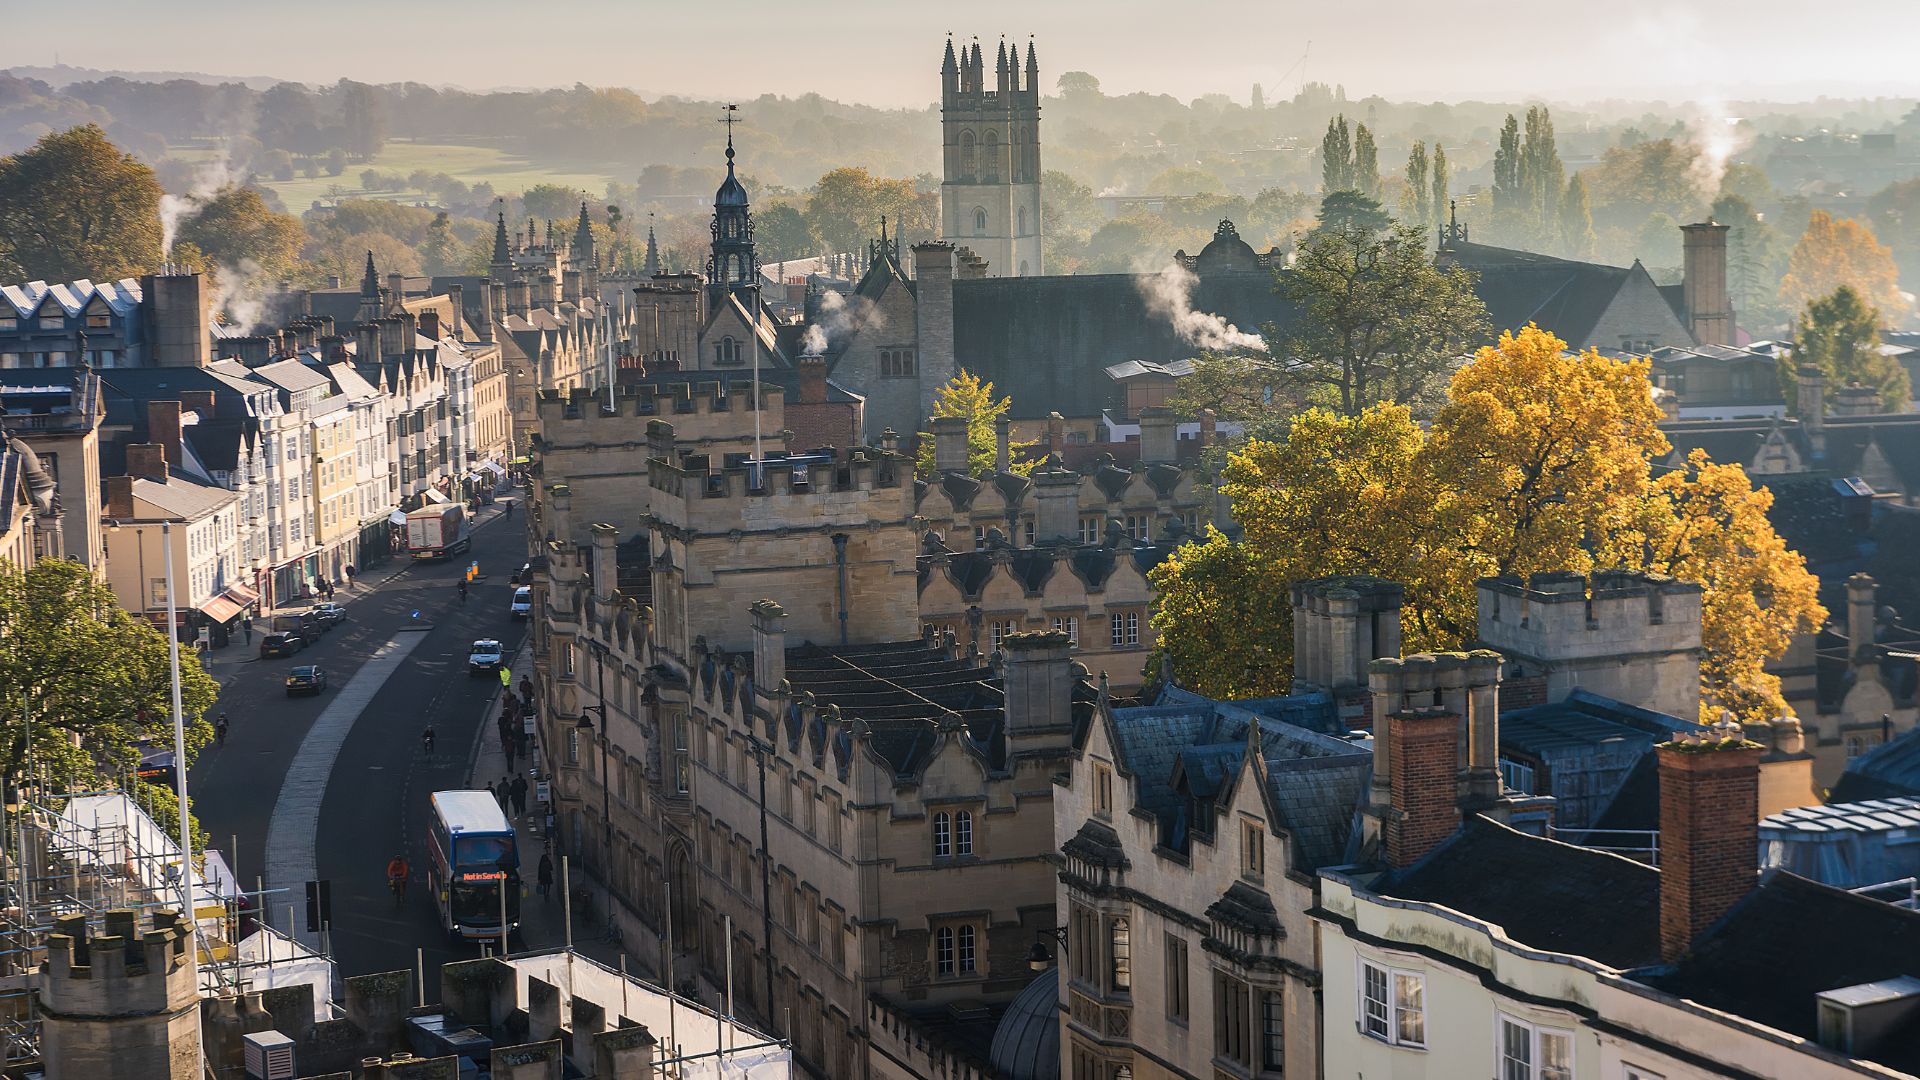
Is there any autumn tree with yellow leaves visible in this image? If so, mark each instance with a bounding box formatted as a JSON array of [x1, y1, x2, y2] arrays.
[[914, 370, 1038, 478], [1150, 325, 1825, 723], [1778, 210, 1906, 323]]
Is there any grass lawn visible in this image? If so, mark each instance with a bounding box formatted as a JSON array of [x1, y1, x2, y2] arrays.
[[171, 139, 622, 213]]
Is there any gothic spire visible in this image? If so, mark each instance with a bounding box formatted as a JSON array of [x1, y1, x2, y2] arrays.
[[643, 223, 660, 278], [491, 211, 511, 266], [360, 249, 379, 298], [941, 34, 958, 74], [572, 201, 595, 267]]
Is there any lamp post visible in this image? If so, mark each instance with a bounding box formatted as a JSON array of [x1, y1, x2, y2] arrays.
[[747, 731, 777, 1029], [159, 518, 206, 1072]]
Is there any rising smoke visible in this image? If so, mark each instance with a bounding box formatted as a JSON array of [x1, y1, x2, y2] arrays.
[[159, 153, 281, 335], [1135, 261, 1267, 353], [801, 289, 885, 355], [1685, 105, 1752, 198]]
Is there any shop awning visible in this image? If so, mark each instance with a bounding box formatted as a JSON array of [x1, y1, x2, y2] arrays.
[[225, 582, 259, 606], [508, 457, 531, 465], [423, 488, 449, 504], [481, 461, 507, 475], [389, 509, 409, 525], [198, 593, 244, 624]]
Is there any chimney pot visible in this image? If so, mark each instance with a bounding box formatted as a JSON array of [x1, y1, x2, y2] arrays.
[[1384, 707, 1461, 868], [1657, 736, 1760, 961]]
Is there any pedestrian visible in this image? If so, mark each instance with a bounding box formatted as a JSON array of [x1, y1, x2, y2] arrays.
[[537, 852, 554, 900], [519, 676, 533, 703], [215, 714, 230, 745], [421, 724, 436, 755], [486, 780, 498, 804], [497, 778, 512, 811], [516, 729, 530, 761], [503, 500, 513, 519], [241, 617, 253, 645], [510, 774, 528, 816]]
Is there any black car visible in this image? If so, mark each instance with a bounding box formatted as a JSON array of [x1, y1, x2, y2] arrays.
[[509, 561, 532, 586], [259, 633, 303, 658], [285, 665, 328, 696], [271, 612, 323, 645]]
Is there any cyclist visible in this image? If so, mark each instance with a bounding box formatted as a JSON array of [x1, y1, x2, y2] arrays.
[[457, 579, 469, 604], [421, 724, 436, 755], [215, 713, 230, 745], [386, 854, 410, 901]]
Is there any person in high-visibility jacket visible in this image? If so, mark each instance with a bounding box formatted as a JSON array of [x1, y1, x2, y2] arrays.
[[499, 666, 512, 688]]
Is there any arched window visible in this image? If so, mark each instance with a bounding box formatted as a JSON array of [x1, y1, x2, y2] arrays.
[[958, 925, 977, 973], [982, 130, 1001, 182], [936, 926, 955, 975], [716, 336, 740, 365], [955, 810, 973, 855], [932, 811, 951, 857], [974, 208, 988, 236], [960, 130, 976, 179], [1016, 207, 1026, 236]]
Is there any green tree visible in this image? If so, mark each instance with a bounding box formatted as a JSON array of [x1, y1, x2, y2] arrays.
[[325, 148, 347, 176], [914, 370, 1037, 477], [1713, 193, 1787, 330], [338, 80, 388, 161], [1314, 190, 1392, 236], [1320, 114, 1352, 193], [0, 559, 217, 797], [1560, 172, 1595, 259], [1430, 143, 1450, 234], [174, 186, 304, 279], [421, 211, 464, 276], [1402, 141, 1431, 230], [1164, 353, 1283, 423], [0, 125, 163, 281], [755, 202, 814, 263], [1056, 71, 1102, 97], [806, 167, 923, 257], [1270, 222, 1488, 416], [1351, 124, 1379, 198], [1521, 106, 1564, 250], [521, 183, 583, 225], [1492, 114, 1524, 243], [1788, 286, 1908, 412]]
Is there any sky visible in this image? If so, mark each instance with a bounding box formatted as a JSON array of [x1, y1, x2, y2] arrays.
[[4, 0, 1918, 107]]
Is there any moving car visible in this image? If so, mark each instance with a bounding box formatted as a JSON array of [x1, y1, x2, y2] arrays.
[[510, 587, 532, 619], [310, 602, 347, 628], [509, 561, 532, 586], [468, 639, 505, 676], [271, 612, 323, 645], [259, 633, 303, 658], [285, 665, 328, 697]]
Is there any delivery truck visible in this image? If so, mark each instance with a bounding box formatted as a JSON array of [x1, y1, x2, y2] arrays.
[[406, 504, 470, 560]]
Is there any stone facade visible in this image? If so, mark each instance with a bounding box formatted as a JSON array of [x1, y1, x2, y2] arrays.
[[940, 37, 1044, 278], [38, 910, 198, 1080]]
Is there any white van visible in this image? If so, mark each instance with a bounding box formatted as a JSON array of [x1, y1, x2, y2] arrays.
[[510, 586, 532, 619]]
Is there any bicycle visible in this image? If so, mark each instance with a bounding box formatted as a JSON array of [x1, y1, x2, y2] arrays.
[[388, 875, 407, 905]]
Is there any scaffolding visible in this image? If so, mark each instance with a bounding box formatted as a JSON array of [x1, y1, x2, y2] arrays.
[[0, 786, 338, 1068]]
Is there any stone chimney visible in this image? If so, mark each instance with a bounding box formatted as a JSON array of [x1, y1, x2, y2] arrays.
[[932, 416, 969, 475], [563, 269, 583, 305], [418, 310, 442, 341], [1797, 365, 1826, 459], [1291, 577, 1404, 694], [1199, 408, 1217, 448], [104, 475, 135, 520], [487, 283, 506, 339], [1657, 731, 1760, 961], [1384, 705, 1461, 868], [1680, 221, 1733, 347], [1045, 411, 1065, 454], [994, 416, 1011, 473], [445, 284, 466, 339], [1832, 382, 1881, 417], [378, 318, 406, 360], [126, 444, 168, 483], [1138, 406, 1176, 465], [751, 599, 787, 692], [145, 401, 183, 467], [547, 483, 572, 545], [911, 242, 956, 423], [590, 523, 618, 603], [355, 323, 380, 365], [508, 279, 532, 318], [385, 272, 405, 308], [143, 270, 213, 368], [1848, 573, 1878, 663], [1032, 463, 1080, 544], [797, 356, 828, 405], [1002, 629, 1075, 748]]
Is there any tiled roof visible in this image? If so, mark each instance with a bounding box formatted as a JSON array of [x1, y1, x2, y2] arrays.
[[0, 277, 142, 318], [1637, 871, 1920, 1074], [131, 473, 241, 519], [1832, 724, 1920, 802], [1376, 816, 1661, 968]]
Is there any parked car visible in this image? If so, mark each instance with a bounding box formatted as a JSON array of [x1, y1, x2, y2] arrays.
[[285, 665, 328, 697], [510, 586, 532, 619], [271, 612, 323, 644], [310, 602, 347, 628], [509, 561, 532, 586], [468, 639, 505, 676], [259, 633, 303, 658]]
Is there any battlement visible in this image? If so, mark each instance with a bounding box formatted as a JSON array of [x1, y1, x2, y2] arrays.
[[536, 381, 784, 446], [1477, 570, 1703, 658], [646, 439, 915, 525], [41, 909, 195, 1019]]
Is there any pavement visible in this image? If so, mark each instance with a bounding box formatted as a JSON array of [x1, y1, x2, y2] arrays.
[[192, 498, 558, 1002]]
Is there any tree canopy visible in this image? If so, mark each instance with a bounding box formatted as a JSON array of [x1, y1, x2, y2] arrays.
[[1779, 209, 1906, 322], [914, 370, 1037, 478], [0, 125, 163, 281], [175, 186, 304, 280], [1150, 325, 1824, 722], [1788, 285, 1908, 412]]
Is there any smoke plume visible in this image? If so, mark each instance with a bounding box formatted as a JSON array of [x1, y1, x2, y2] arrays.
[[801, 289, 884, 356], [1136, 261, 1268, 353], [1685, 104, 1751, 198], [159, 156, 237, 254]]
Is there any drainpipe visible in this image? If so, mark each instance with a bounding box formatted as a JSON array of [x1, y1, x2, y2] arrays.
[[832, 533, 850, 646]]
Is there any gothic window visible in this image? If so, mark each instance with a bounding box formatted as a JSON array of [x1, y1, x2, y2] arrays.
[[932, 811, 952, 857], [936, 926, 955, 975], [955, 810, 973, 855], [983, 130, 1001, 182], [715, 336, 741, 365], [1017, 207, 1027, 236], [880, 349, 916, 378], [974, 208, 988, 236]]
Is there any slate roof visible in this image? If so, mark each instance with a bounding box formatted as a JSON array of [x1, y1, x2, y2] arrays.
[[1440, 242, 1647, 347], [0, 277, 142, 318], [1376, 816, 1662, 968], [1498, 688, 1696, 756], [1106, 685, 1369, 871], [988, 971, 1060, 1080], [1832, 723, 1920, 802], [1637, 871, 1920, 1074], [130, 473, 240, 519]]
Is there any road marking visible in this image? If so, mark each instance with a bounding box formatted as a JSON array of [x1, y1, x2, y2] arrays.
[[264, 630, 429, 943]]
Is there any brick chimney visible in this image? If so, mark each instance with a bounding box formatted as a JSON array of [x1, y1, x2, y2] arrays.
[[126, 444, 168, 483], [1657, 731, 1761, 961], [145, 402, 183, 467], [797, 356, 828, 405], [1199, 408, 1217, 448], [179, 390, 216, 420], [104, 475, 135, 520], [1681, 221, 1733, 347], [1385, 705, 1461, 868], [418, 310, 441, 342]]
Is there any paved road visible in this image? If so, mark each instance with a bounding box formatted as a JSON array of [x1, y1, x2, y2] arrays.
[[192, 507, 531, 1000]]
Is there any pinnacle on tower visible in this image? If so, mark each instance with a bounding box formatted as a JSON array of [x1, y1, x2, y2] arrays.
[[360, 249, 379, 296], [491, 211, 511, 266], [643, 224, 660, 278], [572, 201, 595, 267], [942, 34, 958, 74]]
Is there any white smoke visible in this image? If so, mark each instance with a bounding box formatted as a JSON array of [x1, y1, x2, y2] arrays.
[[802, 324, 828, 354], [208, 258, 276, 336], [801, 289, 884, 356], [1136, 261, 1268, 353], [159, 155, 237, 254], [1685, 105, 1751, 199]]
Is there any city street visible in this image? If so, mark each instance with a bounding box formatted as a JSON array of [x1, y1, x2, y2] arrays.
[[191, 505, 533, 1000]]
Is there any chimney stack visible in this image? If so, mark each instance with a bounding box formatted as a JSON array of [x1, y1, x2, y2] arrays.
[[1291, 577, 1404, 694], [1199, 408, 1217, 448], [126, 444, 169, 483], [994, 415, 1012, 474], [1796, 365, 1826, 458], [1680, 221, 1733, 347], [931, 416, 969, 475], [1001, 629, 1075, 749], [1032, 463, 1080, 544], [1848, 573, 1878, 664], [354, 323, 380, 366], [797, 356, 828, 405], [751, 599, 787, 693], [1045, 411, 1065, 454], [1657, 730, 1760, 961], [589, 523, 618, 604], [145, 401, 183, 467], [386, 272, 405, 308], [104, 475, 135, 520], [418, 310, 441, 342], [1138, 406, 1176, 465], [547, 483, 573, 545], [179, 390, 216, 419], [1384, 704, 1461, 868], [445, 284, 466, 340]]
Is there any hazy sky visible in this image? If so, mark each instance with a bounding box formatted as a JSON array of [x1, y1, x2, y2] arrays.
[[4, 0, 1917, 107]]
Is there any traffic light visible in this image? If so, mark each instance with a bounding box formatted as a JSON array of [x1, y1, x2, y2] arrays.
[[304, 879, 332, 933]]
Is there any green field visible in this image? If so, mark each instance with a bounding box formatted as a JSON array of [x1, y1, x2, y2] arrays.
[[172, 139, 622, 212]]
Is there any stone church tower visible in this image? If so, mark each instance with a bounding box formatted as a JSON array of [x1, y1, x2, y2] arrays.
[[940, 35, 1043, 277]]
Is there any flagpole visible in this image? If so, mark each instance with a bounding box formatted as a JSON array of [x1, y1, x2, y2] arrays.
[[161, 519, 205, 1071]]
